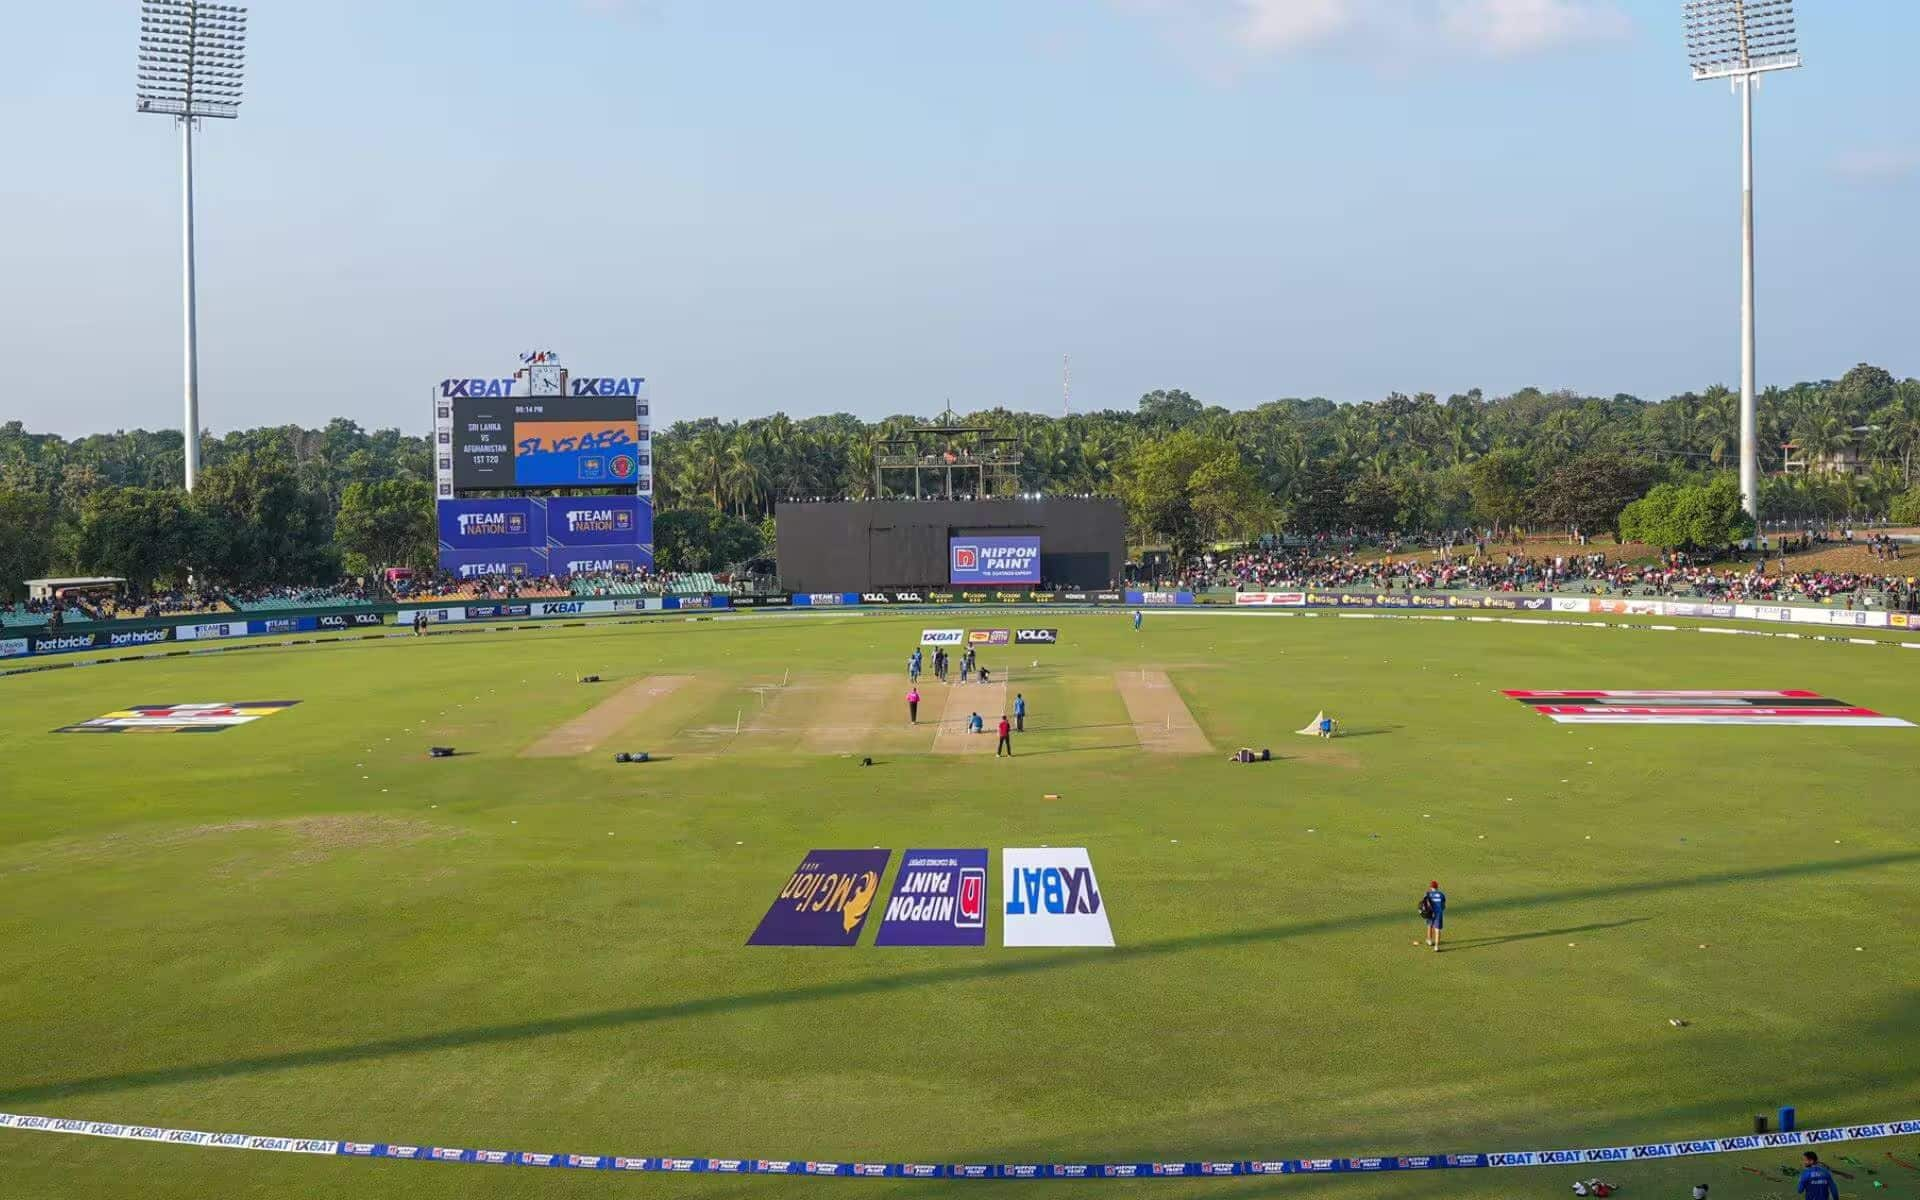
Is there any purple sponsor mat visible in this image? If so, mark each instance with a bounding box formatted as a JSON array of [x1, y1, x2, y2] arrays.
[[747, 849, 891, 946], [874, 849, 988, 946]]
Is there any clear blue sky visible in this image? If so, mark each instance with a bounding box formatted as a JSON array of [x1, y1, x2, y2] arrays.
[[4, 0, 1915, 436]]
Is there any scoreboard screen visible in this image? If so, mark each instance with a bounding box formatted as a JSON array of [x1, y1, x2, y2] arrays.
[[450, 396, 644, 488]]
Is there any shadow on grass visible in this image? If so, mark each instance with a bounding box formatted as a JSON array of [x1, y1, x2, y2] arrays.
[[1437, 916, 1649, 953], [5, 851, 1916, 1106]]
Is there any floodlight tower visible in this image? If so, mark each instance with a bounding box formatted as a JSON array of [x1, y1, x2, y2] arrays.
[[137, 1, 247, 492], [1683, 0, 1799, 524]]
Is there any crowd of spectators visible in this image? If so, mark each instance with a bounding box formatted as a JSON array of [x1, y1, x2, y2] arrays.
[[1145, 528, 1919, 612]]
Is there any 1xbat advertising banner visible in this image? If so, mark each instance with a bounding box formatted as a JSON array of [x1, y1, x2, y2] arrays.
[[949, 536, 1041, 586], [874, 849, 988, 946], [747, 850, 891, 946], [1002, 847, 1113, 947]]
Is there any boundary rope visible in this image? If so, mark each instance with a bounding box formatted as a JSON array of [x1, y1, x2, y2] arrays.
[[4, 1111, 1916, 1179]]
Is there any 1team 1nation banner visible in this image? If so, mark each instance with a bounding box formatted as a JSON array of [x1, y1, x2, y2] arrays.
[[1503, 690, 1915, 727]]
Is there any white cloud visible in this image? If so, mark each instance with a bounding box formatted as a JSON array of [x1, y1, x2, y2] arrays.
[[1234, 0, 1357, 52], [1831, 149, 1919, 186], [1122, 0, 1631, 67], [1441, 0, 1632, 58]]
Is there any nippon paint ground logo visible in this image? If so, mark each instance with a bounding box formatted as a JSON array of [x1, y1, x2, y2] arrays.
[[874, 850, 987, 946]]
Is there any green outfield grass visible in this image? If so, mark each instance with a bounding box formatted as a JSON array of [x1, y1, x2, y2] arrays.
[[2, 611, 1918, 1198]]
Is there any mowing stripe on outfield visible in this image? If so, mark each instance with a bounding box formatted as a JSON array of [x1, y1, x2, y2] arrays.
[[3, 1111, 1916, 1179], [518, 675, 691, 757]]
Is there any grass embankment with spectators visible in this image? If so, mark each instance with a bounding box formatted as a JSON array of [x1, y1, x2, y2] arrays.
[[2, 613, 1918, 1199]]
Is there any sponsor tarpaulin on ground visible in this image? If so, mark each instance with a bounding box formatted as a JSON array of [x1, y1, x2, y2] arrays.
[[967, 629, 1010, 645], [949, 535, 1041, 586], [920, 628, 963, 645], [54, 700, 301, 734], [1015, 628, 1058, 644], [1504, 689, 1914, 727], [874, 849, 988, 946], [747, 850, 891, 946], [1002, 847, 1113, 947]]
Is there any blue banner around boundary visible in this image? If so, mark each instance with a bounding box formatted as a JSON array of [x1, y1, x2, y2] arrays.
[[2, 1111, 1915, 1179]]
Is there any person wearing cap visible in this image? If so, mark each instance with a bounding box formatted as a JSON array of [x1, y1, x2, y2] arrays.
[[1420, 881, 1447, 952], [1797, 1151, 1839, 1200]]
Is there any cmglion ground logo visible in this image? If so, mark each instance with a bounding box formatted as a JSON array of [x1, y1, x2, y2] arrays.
[[747, 849, 891, 946]]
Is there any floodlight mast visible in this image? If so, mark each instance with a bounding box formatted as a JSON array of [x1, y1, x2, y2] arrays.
[[136, 1, 247, 492], [1683, 0, 1798, 526]]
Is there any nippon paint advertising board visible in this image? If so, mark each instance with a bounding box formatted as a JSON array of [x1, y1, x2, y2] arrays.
[[873, 849, 988, 946], [949, 536, 1041, 586]]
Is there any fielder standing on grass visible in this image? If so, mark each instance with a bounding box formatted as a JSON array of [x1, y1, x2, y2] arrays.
[[1014, 692, 1026, 732], [1420, 881, 1446, 952], [1797, 1152, 1840, 1200]]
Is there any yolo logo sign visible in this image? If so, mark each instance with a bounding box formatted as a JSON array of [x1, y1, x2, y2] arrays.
[[1002, 848, 1113, 946], [875, 849, 987, 946]]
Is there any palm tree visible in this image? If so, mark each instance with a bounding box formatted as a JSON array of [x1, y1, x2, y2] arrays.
[[686, 428, 728, 509], [721, 434, 769, 517], [1871, 382, 1920, 484], [1697, 387, 1739, 467]]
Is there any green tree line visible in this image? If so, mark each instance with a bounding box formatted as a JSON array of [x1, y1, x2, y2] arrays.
[[2, 363, 1916, 599]]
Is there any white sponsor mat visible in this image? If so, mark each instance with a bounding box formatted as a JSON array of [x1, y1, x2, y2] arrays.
[[1002, 847, 1113, 947]]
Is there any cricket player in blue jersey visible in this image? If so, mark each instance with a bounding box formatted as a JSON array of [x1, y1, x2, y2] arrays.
[[1797, 1152, 1840, 1200], [1131, 609, 1143, 631], [1420, 881, 1446, 952]]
